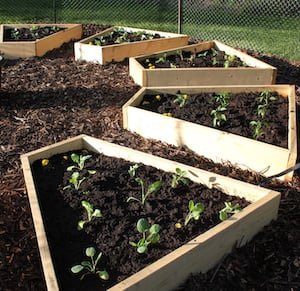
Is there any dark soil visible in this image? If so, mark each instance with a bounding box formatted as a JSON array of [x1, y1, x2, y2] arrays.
[[141, 48, 246, 68], [4, 25, 65, 41], [31, 150, 249, 290], [138, 91, 288, 147], [92, 28, 162, 46], [0, 24, 299, 291]]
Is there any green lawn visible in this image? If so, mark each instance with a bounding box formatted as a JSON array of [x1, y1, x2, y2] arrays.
[[0, 1, 299, 61]]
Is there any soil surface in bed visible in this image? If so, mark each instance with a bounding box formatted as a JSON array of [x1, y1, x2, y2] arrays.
[[138, 91, 288, 147], [0, 24, 299, 291], [32, 150, 249, 290]]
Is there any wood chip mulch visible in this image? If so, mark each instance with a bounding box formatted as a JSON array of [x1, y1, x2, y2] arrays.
[[0, 24, 299, 291]]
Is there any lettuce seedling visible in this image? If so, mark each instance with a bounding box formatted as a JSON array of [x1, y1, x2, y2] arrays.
[[67, 153, 93, 172], [127, 164, 162, 205], [63, 172, 86, 191], [174, 93, 189, 107], [71, 247, 109, 281], [257, 90, 277, 105], [184, 200, 205, 226], [129, 218, 161, 254], [171, 167, 189, 188], [214, 92, 231, 107], [78, 200, 102, 230], [219, 202, 241, 221], [211, 105, 227, 127], [250, 120, 264, 140]]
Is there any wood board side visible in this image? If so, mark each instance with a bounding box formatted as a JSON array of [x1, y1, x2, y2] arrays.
[[129, 57, 146, 86], [21, 155, 59, 291], [109, 190, 280, 291], [144, 67, 276, 86], [36, 24, 82, 56]]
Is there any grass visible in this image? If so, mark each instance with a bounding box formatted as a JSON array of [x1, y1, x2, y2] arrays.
[[0, 1, 299, 61]]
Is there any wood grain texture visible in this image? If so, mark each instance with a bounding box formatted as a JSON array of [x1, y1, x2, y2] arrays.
[[129, 40, 277, 86], [123, 85, 296, 181], [0, 24, 82, 59], [74, 26, 189, 64], [21, 135, 280, 291]]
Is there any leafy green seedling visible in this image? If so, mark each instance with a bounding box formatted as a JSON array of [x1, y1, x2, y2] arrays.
[[127, 164, 162, 205], [258, 90, 277, 105], [171, 167, 189, 188], [155, 53, 167, 64], [219, 202, 241, 221], [63, 172, 86, 191], [211, 105, 227, 127], [174, 93, 189, 107], [67, 153, 93, 172], [214, 92, 231, 107], [224, 55, 236, 68], [78, 200, 102, 230], [250, 120, 264, 140], [257, 103, 267, 118], [71, 247, 109, 281], [129, 218, 161, 254], [184, 200, 205, 226]]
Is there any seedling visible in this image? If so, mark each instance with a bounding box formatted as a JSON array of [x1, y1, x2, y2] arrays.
[[174, 93, 189, 107], [129, 218, 160, 254], [78, 200, 102, 230], [71, 247, 109, 281], [155, 53, 167, 64], [219, 202, 241, 221], [250, 120, 264, 140], [184, 200, 205, 226], [67, 153, 92, 171], [127, 164, 162, 205], [257, 103, 267, 119], [211, 105, 227, 127], [214, 92, 231, 107], [63, 172, 86, 191], [224, 55, 236, 68], [171, 167, 189, 188], [257, 90, 277, 105]]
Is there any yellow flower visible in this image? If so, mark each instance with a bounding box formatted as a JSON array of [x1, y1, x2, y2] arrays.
[[183, 94, 188, 100], [155, 95, 161, 101], [148, 63, 153, 67], [63, 155, 68, 160], [41, 159, 49, 167], [149, 65, 156, 69], [163, 112, 172, 117], [175, 222, 182, 229]]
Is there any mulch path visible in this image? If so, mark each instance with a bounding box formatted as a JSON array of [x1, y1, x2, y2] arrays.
[[0, 24, 299, 291]]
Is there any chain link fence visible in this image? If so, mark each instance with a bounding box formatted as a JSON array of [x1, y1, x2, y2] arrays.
[[0, 0, 299, 60]]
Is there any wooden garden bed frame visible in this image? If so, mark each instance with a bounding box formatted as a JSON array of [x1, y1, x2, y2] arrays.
[[74, 26, 189, 65], [129, 40, 277, 86], [21, 135, 280, 291], [0, 23, 82, 59], [123, 85, 297, 181]]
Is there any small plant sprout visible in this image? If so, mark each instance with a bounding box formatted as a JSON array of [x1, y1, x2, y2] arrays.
[[258, 90, 277, 105], [211, 105, 227, 127], [184, 200, 205, 226], [250, 120, 264, 140], [214, 92, 231, 107], [219, 202, 241, 221], [174, 93, 189, 107], [71, 247, 109, 281], [155, 53, 167, 64], [63, 172, 86, 191], [171, 167, 189, 188], [257, 103, 267, 118], [224, 55, 236, 68], [78, 200, 103, 230], [67, 153, 93, 172], [127, 164, 162, 205], [129, 218, 161, 254]]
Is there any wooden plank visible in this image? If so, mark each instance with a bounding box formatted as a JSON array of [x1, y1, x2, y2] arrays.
[[129, 40, 277, 86], [123, 85, 296, 181], [0, 24, 82, 59], [21, 135, 280, 291], [74, 26, 189, 64]]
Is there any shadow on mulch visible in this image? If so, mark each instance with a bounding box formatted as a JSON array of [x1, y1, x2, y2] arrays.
[[0, 26, 299, 291]]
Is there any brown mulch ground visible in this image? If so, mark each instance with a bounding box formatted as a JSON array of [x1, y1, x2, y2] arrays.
[[0, 24, 299, 291]]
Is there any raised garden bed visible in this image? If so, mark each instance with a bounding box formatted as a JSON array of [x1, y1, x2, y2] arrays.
[[123, 85, 297, 181], [74, 26, 189, 65], [21, 134, 281, 290], [0, 23, 82, 59], [129, 40, 277, 86]]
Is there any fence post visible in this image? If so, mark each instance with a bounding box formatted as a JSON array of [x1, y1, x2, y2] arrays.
[[178, 0, 183, 34], [53, 0, 57, 23]]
